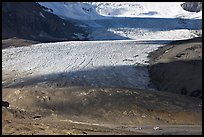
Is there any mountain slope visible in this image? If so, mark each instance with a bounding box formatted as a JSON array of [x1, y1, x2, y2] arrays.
[[2, 2, 202, 135], [38, 2, 202, 41], [2, 2, 88, 42], [2, 2, 202, 42], [38, 2, 202, 20]]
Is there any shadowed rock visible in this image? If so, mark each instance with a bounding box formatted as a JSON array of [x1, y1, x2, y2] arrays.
[[2, 101, 9, 108]]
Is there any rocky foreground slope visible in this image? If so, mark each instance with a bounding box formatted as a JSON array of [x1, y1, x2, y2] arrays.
[[2, 86, 202, 135]]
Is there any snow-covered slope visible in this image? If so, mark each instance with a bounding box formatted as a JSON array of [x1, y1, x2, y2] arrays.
[[38, 2, 104, 20], [85, 18, 201, 41], [38, 2, 202, 41], [38, 2, 202, 20], [92, 2, 202, 19], [2, 40, 168, 89]]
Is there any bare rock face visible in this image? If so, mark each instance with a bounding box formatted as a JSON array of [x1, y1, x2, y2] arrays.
[[2, 2, 88, 42], [181, 2, 202, 12]]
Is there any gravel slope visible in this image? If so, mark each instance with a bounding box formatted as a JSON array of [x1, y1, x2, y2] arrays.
[[2, 87, 202, 135], [148, 37, 202, 98]]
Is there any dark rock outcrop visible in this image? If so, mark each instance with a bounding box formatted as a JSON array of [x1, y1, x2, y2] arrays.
[[2, 101, 9, 108], [181, 2, 202, 12], [2, 2, 88, 42]]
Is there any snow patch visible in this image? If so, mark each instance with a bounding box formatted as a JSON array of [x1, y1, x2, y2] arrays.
[[39, 12, 46, 18]]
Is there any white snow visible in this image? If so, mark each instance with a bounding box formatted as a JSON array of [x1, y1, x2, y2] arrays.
[[91, 2, 202, 19], [88, 28, 198, 41], [38, 2, 104, 20], [39, 12, 45, 18], [37, 2, 202, 40], [2, 40, 168, 89], [38, 2, 202, 20]]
